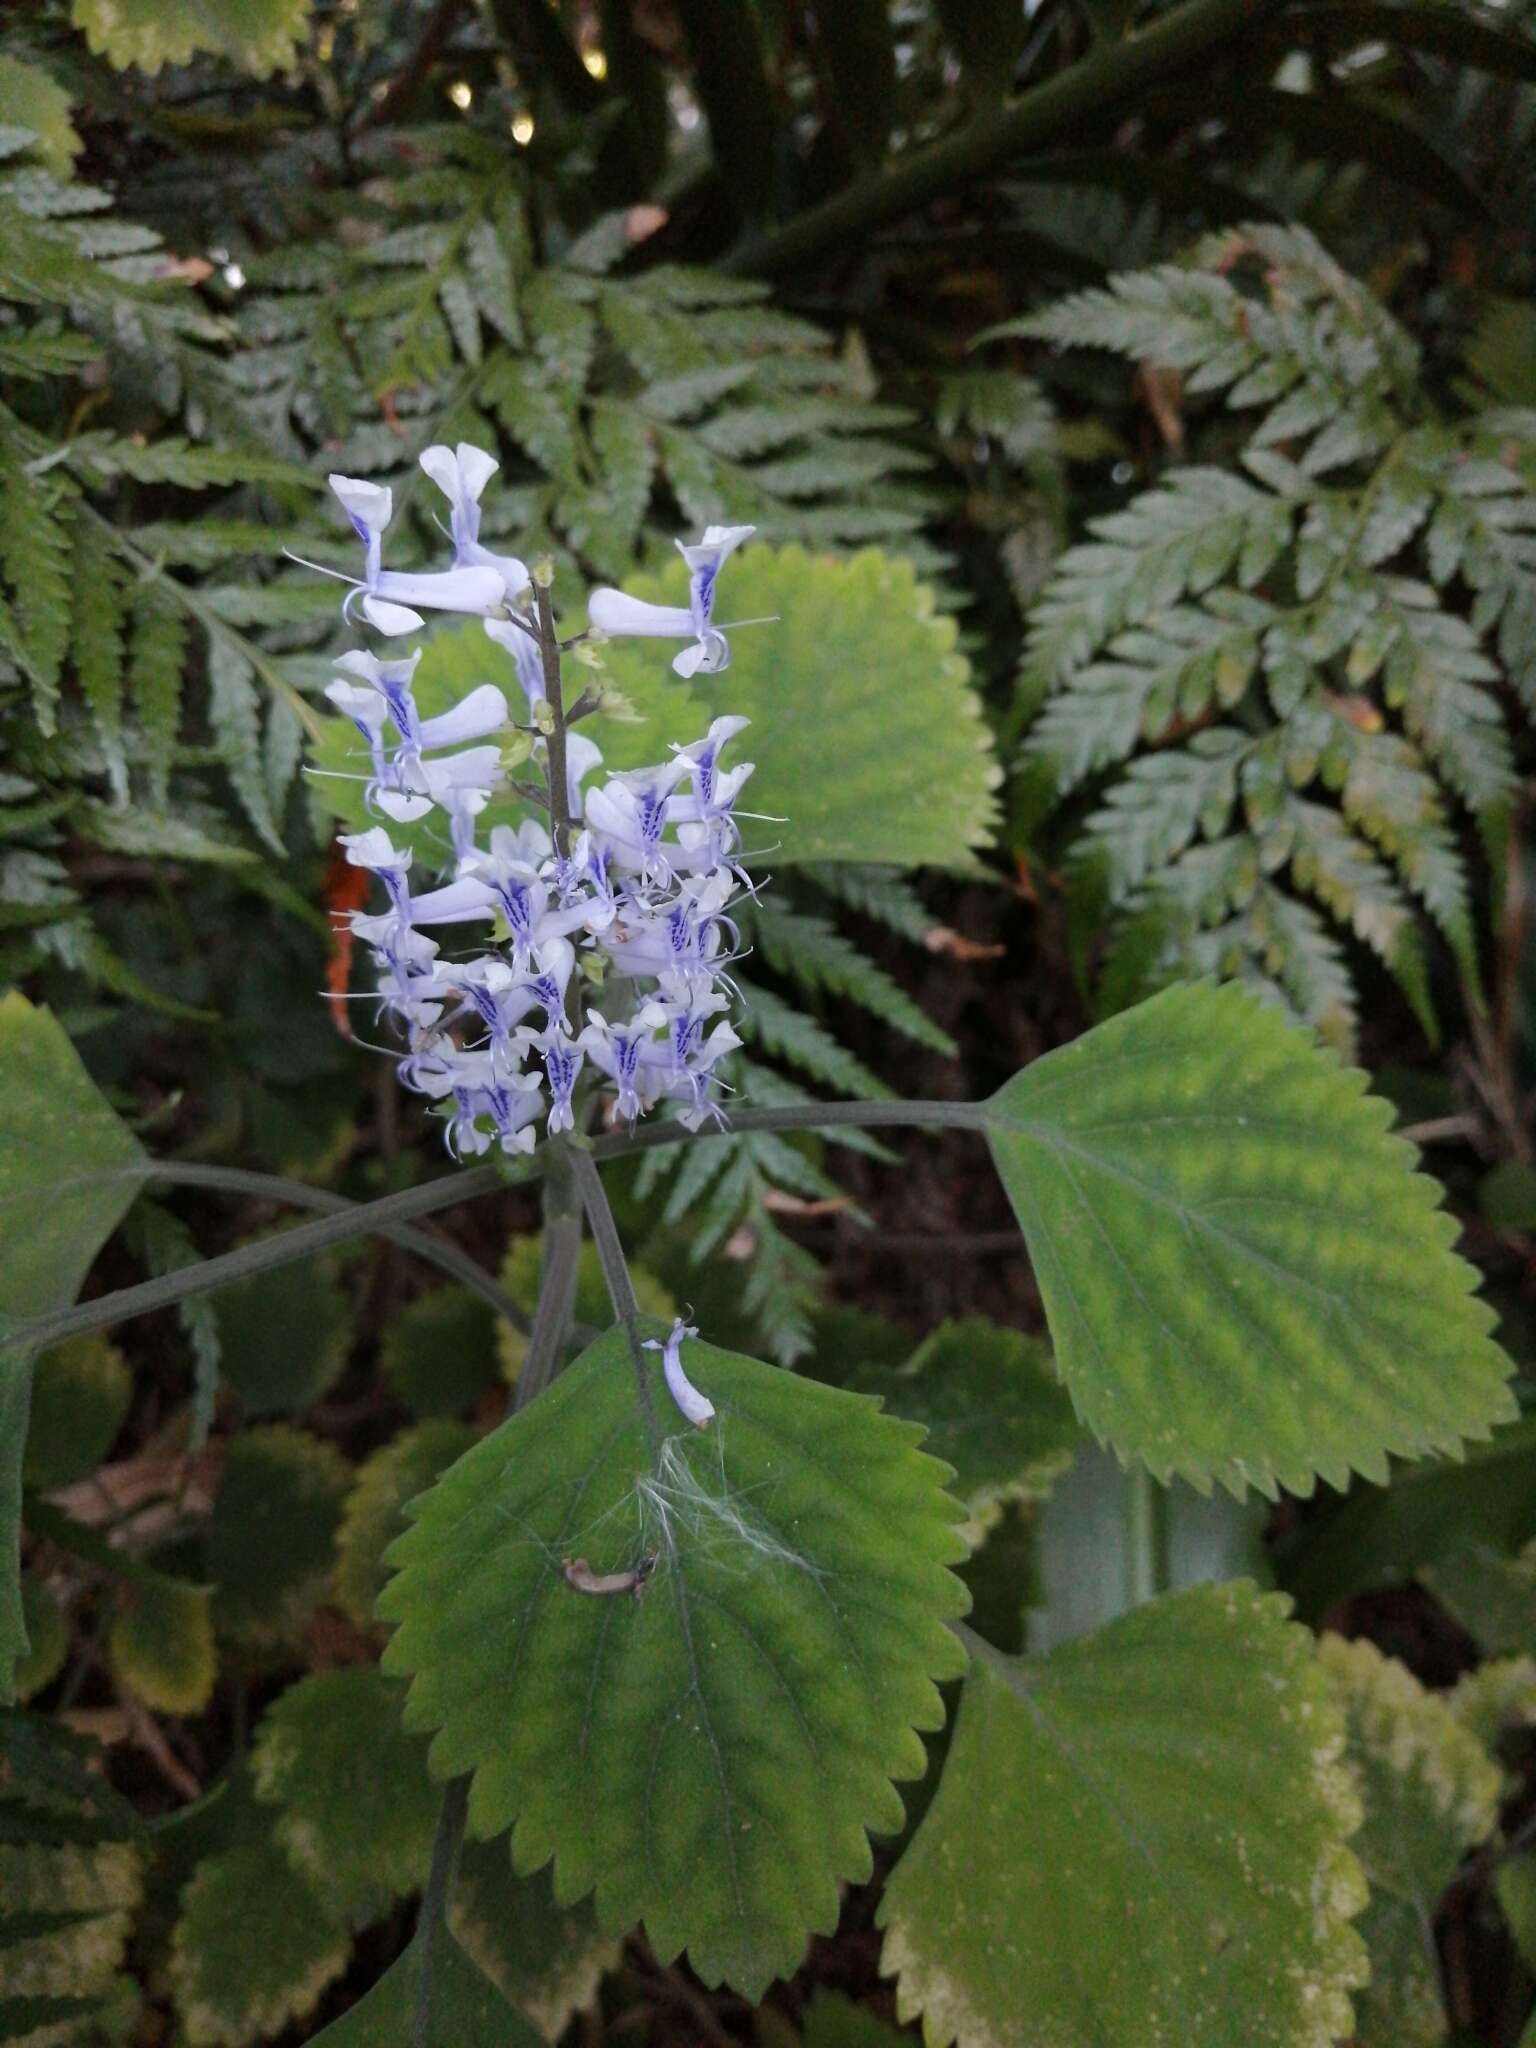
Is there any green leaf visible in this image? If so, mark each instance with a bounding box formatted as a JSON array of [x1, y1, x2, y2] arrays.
[[0, 993, 144, 1330], [1277, 1416, 1536, 1621], [597, 546, 1001, 869], [1496, 1856, 1536, 1977], [212, 1250, 352, 1416], [1319, 1632, 1501, 2048], [302, 1927, 541, 2048], [0, 994, 143, 1704], [108, 1574, 215, 1717], [848, 1321, 1079, 1542], [450, 1838, 621, 2041], [333, 1421, 478, 1631], [0, 58, 80, 177], [22, 1333, 130, 1489], [252, 1668, 438, 1920], [1421, 1539, 1536, 1658], [984, 981, 1515, 1496], [380, 1325, 970, 1997], [14, 1579, 67, 1704], [879, 1583, 1367, 2048], [168, 1838, 349, 2048], [382, 1288, 500, 1419], [71, 0, 313, 76], [802, 1989, 909, 2048], [207, 1426, 349, 1647]]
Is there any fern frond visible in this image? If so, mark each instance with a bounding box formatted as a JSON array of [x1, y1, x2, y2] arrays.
[[734, 980, 891, 1098], [1020, 470, 1291, 698], [129, 583, 189, 811], [0, 436, 72, 732], [803, 861, 932, 945], [70, 506, 127, 802], [1017, 228, 1525, 1045], [207, 636, 283, 854], [743, 902, 955, 1056]]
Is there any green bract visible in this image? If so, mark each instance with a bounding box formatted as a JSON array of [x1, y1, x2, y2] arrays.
[[379, 1325, 970, 1996], [879, 1583, 1369, 2048], [984, 980, 1515, 1496]]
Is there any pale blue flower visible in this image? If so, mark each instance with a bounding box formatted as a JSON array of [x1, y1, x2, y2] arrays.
[[419, 444, 532, 605], [484, 616, 547, 716], [587, 524, 756, 677], [515, 1024, 584, 1134], [642, 1316, 714, 1429], [314, 477, 505, 635]]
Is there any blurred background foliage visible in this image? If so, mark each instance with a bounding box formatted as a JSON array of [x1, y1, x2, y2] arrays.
[[6, 0, 1536, 2042]]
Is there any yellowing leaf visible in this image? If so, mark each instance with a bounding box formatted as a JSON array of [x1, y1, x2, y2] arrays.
[[880, 1583, 1368, 2048], [169, 1839, 349, 2048], [109, 1574, 216, 1716], [252, 1668, 438, 1920], [1319, 1632, 1502, 2047], [71, 0, 312, 77]]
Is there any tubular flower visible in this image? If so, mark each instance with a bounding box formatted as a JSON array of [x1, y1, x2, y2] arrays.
[[587, 524, 756, 677], [310, 445, 764, 1159]]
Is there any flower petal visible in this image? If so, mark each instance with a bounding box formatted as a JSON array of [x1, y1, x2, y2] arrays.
[[375, 566, 505, 616], [416, 684, 510, 751], [360, 594, 426, 636], [588, 589, 695, 639], [329, 474, 393, 536]]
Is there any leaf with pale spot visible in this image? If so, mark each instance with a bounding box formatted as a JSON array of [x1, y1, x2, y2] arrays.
[[1319, 1632, 1502, 2048], [879, 1582, 1368, 2048], [985, 980, 1515, 1496], [380, 1324, 970, 1997], [251, 1668, 439, 1921], [450, 1839, 620, 2042]]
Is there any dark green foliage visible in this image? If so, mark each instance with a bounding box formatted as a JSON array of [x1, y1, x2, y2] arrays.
[[1005, 225, 1536, 1046]]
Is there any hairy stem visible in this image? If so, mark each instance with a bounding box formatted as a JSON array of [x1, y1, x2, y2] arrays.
[[411, 1774, 469, 2048], [727, 0, 1283, 279], [533, 577, 573, 861], [5, 1164, 505, 1356], [569, 1147, 660, 1444], [11, 1098, 991, 1355], [1125, 1466, 1170, 1609], [514, 1146, 583, 1413], [141, 1162, 530, 1333], [589, 1095, 991, 1159]]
